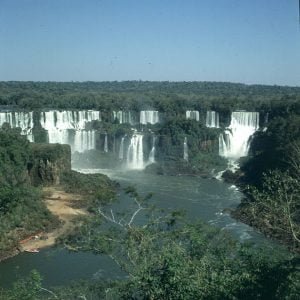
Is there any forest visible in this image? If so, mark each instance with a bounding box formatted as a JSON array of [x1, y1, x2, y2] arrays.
[[0, 81, 300, 117]]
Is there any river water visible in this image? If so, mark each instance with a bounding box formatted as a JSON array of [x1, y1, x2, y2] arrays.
[[0, 168, 269, 288]]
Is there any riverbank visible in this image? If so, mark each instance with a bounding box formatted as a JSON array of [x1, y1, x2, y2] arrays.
[[232, 201, 300, 254], [224, 170, 300, 254], [20, 187, 87, 252], [0, 187, 87, 262]]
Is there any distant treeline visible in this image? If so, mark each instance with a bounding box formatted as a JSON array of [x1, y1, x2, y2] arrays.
[[0, 81, 300, 119]]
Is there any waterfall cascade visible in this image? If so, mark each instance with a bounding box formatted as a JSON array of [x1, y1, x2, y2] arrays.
[[140, 111, 159, 125], [127, 133, 144, 169], [119, 136, 125, 160], [104, 134, 108, 152], [186, 111, 199, 121], [219, 112, 259, 160], [40, 110, 100, 152], [73, 131, 96, 153], [148, 136, 156, 164], [264, 112, 269, 124], [0, 111, 34, 141], [183, 137, 188, 161], [206, 111, 219, 128], [113, 111, 133, 124], [41, 110, 100, 130]]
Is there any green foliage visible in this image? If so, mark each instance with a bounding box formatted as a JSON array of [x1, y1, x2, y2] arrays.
[[242, 115, 300, 185], [4, 270, 42, 300], [28, 143, 71, 186], [29, 143, 71, 164], [50, 280, 119, 300], [0, 127, 61, 260], [0, 125, 30, 186], [1, 81, 300, 114], [61, 170, 115, 196], [155, 118, 226, 173], [60, 170, 117, 211], [190, 151, 227, 173], [237, 115, 300, 251], [236, 170, 300, 252], [0, 186, 58, 257], [115, 222, 298, 300]]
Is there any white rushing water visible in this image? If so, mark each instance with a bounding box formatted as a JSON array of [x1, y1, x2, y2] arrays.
[[186, 110, 199, 121], [0, 111, 34, 142], [40, 110, 100, 152], [148, 136, 156, 164], [127, 133, 144, 169], [206, 111, 219, 128], [104, 134, 108, 152], [219, 112, 259, 160], [40, 110, 100, 130], [183, 137, 188, 161], [119, 136, 125, 160], [113, 111, 134, 124], [140, 111, 159, 125], [73, 131, 96, 153]]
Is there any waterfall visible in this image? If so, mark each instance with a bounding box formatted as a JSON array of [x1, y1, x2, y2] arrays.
[[73, 131, 96, 153], [219, 112, 259, 160], [186, 111, 199, 121], [183, 137, 188, 161], [140, 111, 159, 125], [113, 135, 116, 153], [0, 111, 34, 141], [206, 111, 219, 128], [127, 134, 144, 169], [113, 111, 133, 124], [40, 110, 100, 152], [40, 110, 100, 130], [148, 136, 156, 164], [104, 133, 108, 152], [264, 112, 269, 124], [119, 136, 125, 160]]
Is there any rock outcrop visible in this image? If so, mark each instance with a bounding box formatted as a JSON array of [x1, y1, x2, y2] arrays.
[[28, 143, 71, 186]]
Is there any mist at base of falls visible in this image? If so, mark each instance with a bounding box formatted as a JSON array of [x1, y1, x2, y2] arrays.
[[72, 132, 157, 171]]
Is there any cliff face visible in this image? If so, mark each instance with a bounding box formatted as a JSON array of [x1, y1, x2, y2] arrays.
[[28, 143, 71, 186]]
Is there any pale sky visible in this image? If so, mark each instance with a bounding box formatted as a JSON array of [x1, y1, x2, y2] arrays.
[[0, 0, 299, 86]]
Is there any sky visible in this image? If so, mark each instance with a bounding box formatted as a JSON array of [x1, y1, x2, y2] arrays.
[[0, 0, 299, 86]]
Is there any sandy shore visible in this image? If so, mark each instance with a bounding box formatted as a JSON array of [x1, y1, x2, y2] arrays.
[[20, 187, 87, 251]]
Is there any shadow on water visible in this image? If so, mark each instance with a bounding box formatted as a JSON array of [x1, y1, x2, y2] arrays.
[[0, 247, 126, 288]]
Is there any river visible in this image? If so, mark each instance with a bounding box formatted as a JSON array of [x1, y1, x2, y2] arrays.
[[0, 168, 269, 288]]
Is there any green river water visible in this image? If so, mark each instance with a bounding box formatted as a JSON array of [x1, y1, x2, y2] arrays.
[[0, 169, 273, 288]]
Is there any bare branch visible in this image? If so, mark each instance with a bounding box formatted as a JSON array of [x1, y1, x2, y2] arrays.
[[110, 209, 116, 222], [98, 207, 124, 228], [40, 287, 58, 299], [128, 207, 144, 227], [286, 198, 300, 243], [98, 198, 146, 229]]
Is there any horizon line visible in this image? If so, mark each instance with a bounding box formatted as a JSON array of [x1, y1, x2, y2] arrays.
[[0, 80, 299, 89]]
